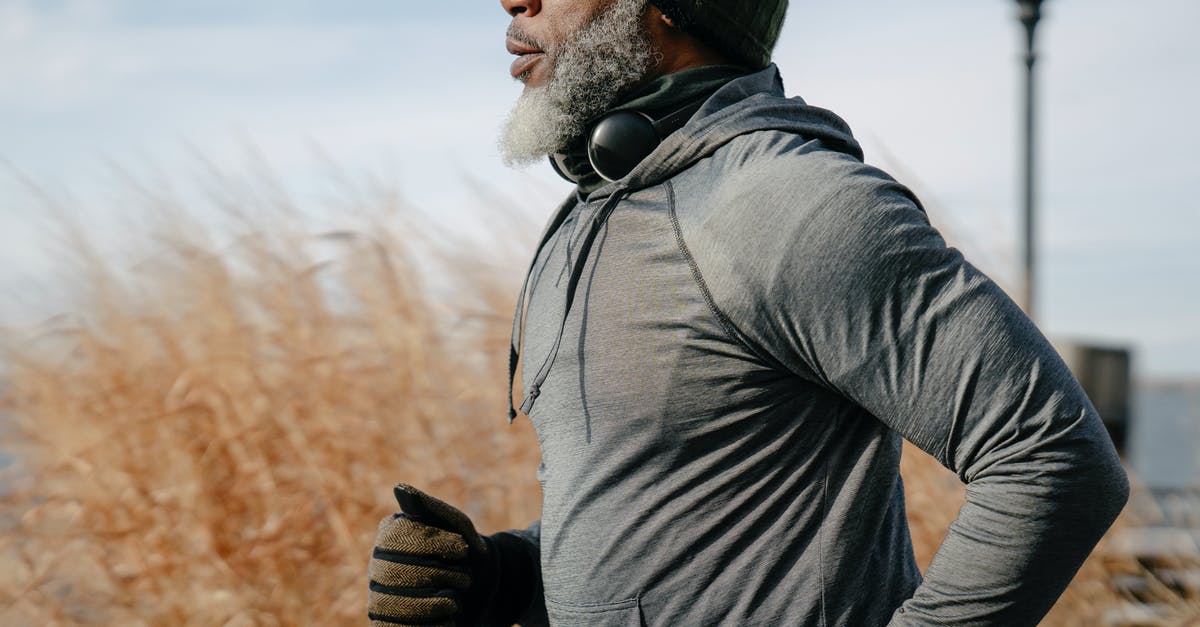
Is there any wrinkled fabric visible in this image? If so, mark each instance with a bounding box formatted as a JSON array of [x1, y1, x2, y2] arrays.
[[508, 64, 1129, 626]]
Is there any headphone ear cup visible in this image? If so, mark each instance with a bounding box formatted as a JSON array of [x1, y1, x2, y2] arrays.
[[588, 111, 660, 183]]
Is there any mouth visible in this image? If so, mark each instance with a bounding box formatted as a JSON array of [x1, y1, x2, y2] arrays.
[[506, 37, 546, 80]]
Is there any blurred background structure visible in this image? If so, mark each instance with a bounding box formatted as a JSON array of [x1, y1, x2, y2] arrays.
[[1, 0, 1198, 624], [1016, 0, 1042, 321]]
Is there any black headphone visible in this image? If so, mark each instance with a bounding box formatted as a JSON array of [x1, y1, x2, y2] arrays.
[[581, 96, 709, 183]]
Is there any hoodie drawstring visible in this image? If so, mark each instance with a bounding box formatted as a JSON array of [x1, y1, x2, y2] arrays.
[[508, 188, 628, 422]]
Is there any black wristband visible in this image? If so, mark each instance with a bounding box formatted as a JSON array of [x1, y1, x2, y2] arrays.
[[475, 531, 540, 627]]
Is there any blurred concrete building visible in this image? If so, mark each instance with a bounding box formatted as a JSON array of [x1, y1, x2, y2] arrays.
[[1055, 341, 1133, 454]]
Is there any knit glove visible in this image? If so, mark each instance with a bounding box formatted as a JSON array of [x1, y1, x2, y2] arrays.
[[368, 484, 534, 627]]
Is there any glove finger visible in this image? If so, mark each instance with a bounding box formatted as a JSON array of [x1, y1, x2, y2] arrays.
[[375, 514, 469, 561], [370, 558, 471, 590], [367, 590, 458, 623], [393, 484, 487, 554]]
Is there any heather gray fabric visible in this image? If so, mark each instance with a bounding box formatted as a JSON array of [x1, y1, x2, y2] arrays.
[[506, 64, 1129, 626]]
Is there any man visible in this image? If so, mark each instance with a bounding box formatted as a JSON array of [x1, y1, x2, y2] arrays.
[[368, 1, 1130, 625]]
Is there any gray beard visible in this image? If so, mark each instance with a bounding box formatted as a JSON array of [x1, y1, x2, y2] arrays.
[[500, 0, 656, 167]]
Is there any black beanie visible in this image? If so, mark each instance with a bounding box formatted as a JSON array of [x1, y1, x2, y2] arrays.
[[651, 0, 788, 69]]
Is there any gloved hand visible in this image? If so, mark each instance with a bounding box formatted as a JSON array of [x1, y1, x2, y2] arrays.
[[368, 484, 536, 627]]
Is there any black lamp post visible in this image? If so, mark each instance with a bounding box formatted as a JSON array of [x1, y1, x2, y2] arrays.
[[1016, 0, 1044, 320]]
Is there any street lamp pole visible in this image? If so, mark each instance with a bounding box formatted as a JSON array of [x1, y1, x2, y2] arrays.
[[1016, 0, 1044, 320]]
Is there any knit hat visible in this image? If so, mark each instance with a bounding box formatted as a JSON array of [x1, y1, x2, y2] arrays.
[[652, 0, 788, 69]]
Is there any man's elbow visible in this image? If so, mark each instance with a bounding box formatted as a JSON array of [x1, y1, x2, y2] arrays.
[[1008, 417, 1131, 538], [1057, 408, 1131, 530], [1057, 429, 1131, 541], [1089, 444, 1131, 530]]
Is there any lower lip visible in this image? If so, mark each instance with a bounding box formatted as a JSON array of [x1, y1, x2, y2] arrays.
[[510, 53, 546, 79]]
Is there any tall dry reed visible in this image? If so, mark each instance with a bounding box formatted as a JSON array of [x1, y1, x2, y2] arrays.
[[0, 166, 542, 625], [0, 165, 1147, 625]]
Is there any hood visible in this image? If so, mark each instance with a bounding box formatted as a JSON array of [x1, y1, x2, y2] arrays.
[[590, 64, 864, 197]]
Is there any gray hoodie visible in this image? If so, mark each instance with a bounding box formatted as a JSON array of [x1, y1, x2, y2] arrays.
[[503, 64, 1128, 626]]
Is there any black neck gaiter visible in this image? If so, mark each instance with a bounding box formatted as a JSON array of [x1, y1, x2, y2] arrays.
[[551, 64, 748, 196]]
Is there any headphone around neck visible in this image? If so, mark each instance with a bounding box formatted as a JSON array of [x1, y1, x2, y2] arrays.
[[584, 96, 708, 183]]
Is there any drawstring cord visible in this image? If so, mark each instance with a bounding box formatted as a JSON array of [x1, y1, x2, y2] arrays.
[[508, 188, 629, 422]]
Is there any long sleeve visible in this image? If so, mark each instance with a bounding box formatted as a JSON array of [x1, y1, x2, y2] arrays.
[[487, 520, 547, 627], [689, 155, 1130, 625]]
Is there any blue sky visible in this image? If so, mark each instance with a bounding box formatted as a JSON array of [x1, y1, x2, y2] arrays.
[[1, 0, 1198, 379]]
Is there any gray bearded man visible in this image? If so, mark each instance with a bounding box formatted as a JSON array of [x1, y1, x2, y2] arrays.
[[367, 1, 1130, 625]]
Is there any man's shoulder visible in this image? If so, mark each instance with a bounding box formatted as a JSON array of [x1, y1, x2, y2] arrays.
[[670, 127, 925, 238], [663, 124, 942, 314]]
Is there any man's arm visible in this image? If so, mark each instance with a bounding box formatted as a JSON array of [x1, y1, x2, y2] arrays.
[[807, 182, 1127, 625], [493, 521, 548, 627], [683, 154, 1129, 625]]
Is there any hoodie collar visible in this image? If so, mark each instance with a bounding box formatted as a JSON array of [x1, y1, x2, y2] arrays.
[[551, 64, 750, 197], [584, 64, 865, 199]]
